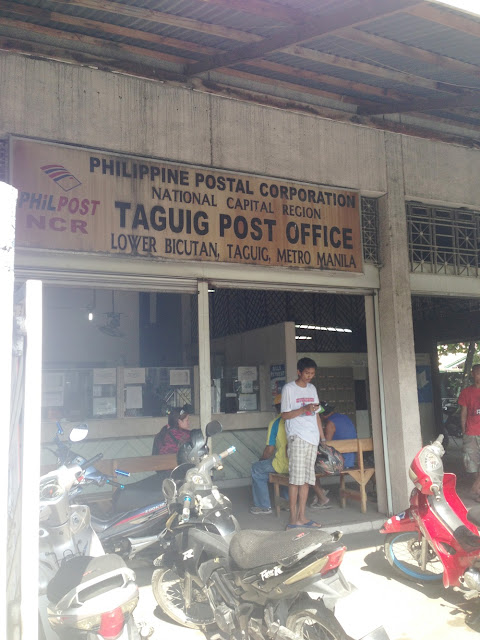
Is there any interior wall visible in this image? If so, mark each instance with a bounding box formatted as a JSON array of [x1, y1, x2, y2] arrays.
[[302, 351, 435, 442], [211, 321, 289, 412], [43, 287, 139, 367]]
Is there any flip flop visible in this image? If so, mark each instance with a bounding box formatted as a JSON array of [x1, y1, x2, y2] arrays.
[[286, 521, 322, 530]]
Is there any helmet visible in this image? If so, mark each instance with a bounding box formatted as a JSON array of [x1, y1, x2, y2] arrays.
[[315, 443, 344, 475], [177, 429, 209, 465], [320, 402, 335, 415]]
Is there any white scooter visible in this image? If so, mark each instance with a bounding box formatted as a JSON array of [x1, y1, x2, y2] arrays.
[[39, 424, 145, 640]]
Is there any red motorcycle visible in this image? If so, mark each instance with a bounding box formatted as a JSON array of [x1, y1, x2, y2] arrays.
[[381, 434, 480, 598]]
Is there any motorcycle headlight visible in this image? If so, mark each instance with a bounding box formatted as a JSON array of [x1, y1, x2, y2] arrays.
[[421, 450, 441, 472]]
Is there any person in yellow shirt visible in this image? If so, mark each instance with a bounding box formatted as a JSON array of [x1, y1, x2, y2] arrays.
[[250, 395, 329, 515], [250, 395, 288, 514]]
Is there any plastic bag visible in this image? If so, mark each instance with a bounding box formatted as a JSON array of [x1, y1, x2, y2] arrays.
[[315, 443, 344, 475]]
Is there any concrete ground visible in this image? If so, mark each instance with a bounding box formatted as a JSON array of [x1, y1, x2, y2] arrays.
[[132, 437, 480, 640]]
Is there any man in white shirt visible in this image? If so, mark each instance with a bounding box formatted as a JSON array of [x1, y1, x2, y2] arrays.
[[281, 357, 326, 529]]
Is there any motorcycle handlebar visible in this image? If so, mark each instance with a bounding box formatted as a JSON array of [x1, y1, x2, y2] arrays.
[[105, 478, 126, 489], [81, 453, 103, 470], [181, 495, 192, 523], [218, 446, 236, 460]]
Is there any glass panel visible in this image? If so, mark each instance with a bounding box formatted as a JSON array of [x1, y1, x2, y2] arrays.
[[127, 366, 194, 417], [42, 369, 116, 421]]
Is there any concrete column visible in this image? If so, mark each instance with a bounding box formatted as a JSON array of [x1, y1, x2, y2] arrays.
[[378, 132, 422, 513], [364, 295, 389, 514], [284, 321, 297, 382], [197, 280, 212, 430]]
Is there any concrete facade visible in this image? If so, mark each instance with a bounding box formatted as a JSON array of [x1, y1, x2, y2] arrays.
[[3, 51, 480, 514]]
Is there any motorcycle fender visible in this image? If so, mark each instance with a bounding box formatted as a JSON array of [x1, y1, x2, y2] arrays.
[[380, 510, 417, 534], [306, 569, 354, 610], [335, 588, 390, 640]]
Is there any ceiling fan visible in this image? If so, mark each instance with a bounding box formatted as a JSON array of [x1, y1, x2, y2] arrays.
[[98, 291, 125, 338]]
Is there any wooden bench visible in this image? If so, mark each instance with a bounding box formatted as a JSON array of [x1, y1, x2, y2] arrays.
[[269, 438, 375, 516], [40, 453, 177, 506]]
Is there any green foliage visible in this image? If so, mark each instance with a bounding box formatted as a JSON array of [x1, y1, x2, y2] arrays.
[[437, 342, 480, 364]]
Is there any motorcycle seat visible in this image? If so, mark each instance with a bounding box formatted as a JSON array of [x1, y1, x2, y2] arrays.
[[467, 505, 480, 529], [453, 524, 480, 550], [111, 472, 169, 514], [229, 527, 338, 570]]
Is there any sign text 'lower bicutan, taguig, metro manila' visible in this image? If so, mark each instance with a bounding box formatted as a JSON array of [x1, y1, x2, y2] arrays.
[[12, 139, 362, 273]]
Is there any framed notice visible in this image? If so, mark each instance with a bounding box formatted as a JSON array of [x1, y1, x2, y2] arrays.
[[124, 368, 146, 384], [238, 394, 258, 411], [93, 368, 116, 385], [93, 396, 116, 416], [169, 369, 191, 386]]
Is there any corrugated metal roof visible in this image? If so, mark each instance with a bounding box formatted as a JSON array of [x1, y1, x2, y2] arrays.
[[2, 0, 480, 143]]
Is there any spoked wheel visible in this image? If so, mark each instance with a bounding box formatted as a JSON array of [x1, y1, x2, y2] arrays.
[[286, 598, 349, 640], [384, 532, 443, 582], [151, 567, 214, 629]]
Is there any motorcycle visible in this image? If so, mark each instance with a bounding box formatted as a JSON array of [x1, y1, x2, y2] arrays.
[[381, 434, 480, 600], [39, 423, 144, 640], [152, 420, 389, 640], [45, 421, 172, 560], [441, 401, 463, 448]]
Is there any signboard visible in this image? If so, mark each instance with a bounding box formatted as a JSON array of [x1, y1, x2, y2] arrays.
[[11, 138, 362, 272]]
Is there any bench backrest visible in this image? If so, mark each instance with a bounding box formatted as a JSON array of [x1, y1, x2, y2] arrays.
[[325, 437, 373, 454], [41, 453, 177, 477], [325, 438, 373, 472]]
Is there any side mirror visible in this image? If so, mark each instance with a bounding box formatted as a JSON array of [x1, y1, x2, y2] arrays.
[[205, 420, 222, 437], [69, 423, 88, 443]]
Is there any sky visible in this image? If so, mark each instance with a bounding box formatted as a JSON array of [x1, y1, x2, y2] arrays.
[[434, 0, 480, 16]]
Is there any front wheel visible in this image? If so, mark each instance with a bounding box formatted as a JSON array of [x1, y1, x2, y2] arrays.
[[384, 532, 443, 582], [286, 598, 349, 640], [151, 567, 214, 629]]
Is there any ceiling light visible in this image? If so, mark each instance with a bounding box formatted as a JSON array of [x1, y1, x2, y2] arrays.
[[295, 336, 313, 340], [295, 324, 352, 333]]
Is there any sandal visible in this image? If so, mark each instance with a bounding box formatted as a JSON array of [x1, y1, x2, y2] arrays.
[[286, 520, 322, 530]]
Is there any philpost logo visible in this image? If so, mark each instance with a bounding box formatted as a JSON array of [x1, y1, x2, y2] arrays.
[[41, 164, 82, 192]]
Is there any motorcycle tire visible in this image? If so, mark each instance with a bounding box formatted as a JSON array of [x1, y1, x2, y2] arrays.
[[441, 428, 450, 449], [446, 422, 463, 439], [286, 597, 349, 640], [151, 567, 215, 629], [384, 532, 443, 582]]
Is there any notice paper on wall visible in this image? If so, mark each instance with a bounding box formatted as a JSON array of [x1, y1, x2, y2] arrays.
[[237, 366, 257, 382], [238, 394, 257, 411], [170, 369, 190, 386], [124, 368, 146, 384], [125, 385, 143, 409], [241, 380, 254, 393], [93, 368, 117, 385], [93, 397, 116, 416]]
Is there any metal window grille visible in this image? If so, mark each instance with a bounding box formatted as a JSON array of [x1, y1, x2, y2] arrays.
[[361, 196, 379, 265], [412, 295, 480, 323], [407, 203, 480, 277], [207, 289, 367, 352]]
